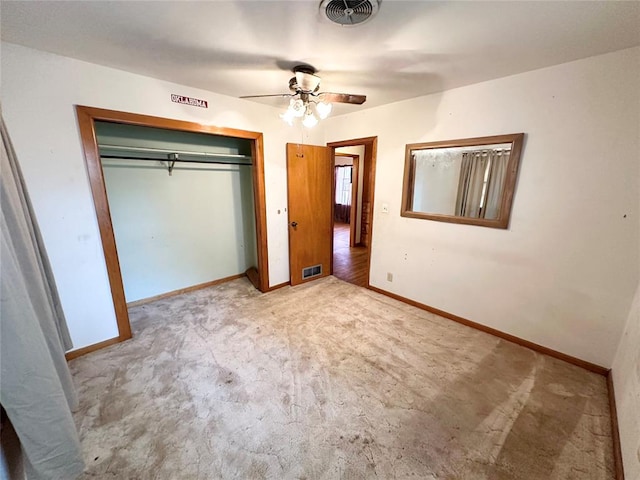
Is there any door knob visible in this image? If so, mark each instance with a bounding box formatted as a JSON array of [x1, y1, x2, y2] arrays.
[[290, 221, 298, 227]]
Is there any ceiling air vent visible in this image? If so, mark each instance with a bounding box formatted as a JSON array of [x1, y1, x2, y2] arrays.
[[320, 0, 380, 26]]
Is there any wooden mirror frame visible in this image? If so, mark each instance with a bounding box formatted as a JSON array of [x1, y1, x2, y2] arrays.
[[401, 133, 525, 229]]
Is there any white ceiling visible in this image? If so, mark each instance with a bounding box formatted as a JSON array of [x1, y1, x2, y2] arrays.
[[2, 1, 639, 116]]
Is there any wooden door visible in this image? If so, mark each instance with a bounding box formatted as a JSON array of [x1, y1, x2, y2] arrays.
[[287, 143, 333, 286]]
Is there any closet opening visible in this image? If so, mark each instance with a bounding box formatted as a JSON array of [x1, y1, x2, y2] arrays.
[[76, 106, 269, 352]]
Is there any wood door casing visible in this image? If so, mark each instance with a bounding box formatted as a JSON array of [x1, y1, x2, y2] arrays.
[[349, 156, 359, 247], [74, 105, 270, 359], [360, 142, 374, 247], [287, 143, 333, 286], [327, 136, 378, 288]]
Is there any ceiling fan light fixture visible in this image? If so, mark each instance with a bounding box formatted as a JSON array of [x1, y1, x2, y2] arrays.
[[289, 98, 306, 117], [302, 108, 318, 128], [316, 101, 332, 119], [280, 110, 293, 127], [280, 109, 295, 126], [295, 71, 321, 92]]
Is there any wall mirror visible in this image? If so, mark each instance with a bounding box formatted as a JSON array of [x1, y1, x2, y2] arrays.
[[401, 133, 524, 229]]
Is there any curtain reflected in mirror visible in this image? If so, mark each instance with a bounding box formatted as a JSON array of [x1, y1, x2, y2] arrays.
[[402, 134, 524, 229]]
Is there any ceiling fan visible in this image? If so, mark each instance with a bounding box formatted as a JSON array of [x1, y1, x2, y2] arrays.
[[240, 65, 366, 127]]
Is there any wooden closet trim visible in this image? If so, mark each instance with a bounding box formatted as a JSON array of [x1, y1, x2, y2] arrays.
[[75, 106, 270, 352]]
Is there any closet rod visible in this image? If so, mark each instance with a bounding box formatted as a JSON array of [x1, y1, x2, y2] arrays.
[[100, 155, 251, 166], [99, 143, 252, 160], [100, 155, 251, 176]]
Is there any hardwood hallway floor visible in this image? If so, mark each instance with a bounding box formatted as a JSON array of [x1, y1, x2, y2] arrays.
[[332, 222, 369, 287]]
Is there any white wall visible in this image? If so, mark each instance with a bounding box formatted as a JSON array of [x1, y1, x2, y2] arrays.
[[613, 283, 640, 480], [324, 47, 640, 368], [103, 160, 256, 302], [0, 42, 322, 351], [334, 156, 354, 166]]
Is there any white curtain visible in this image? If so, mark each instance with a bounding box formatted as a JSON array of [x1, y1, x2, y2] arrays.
[[335, 166, 352, 206], [0, 114, 85, 479]]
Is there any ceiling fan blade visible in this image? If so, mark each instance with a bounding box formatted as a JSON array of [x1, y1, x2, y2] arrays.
[[318, 92, 367, 105], [240, 94, 293, 99]]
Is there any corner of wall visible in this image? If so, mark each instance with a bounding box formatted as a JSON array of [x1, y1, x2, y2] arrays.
[[611, 281, 640, 479]]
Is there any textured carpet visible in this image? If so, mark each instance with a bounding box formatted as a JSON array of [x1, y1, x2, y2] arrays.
[[70, 276, 614, 479]]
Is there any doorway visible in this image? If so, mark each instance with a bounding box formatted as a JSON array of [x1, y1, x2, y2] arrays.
[[328, 137, 377, 288], [76, 106, 269, 349]]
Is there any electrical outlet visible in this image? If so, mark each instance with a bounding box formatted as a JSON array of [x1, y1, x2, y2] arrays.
[[387, 272, 393, 282]]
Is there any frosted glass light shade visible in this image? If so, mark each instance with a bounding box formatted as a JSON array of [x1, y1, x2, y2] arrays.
[[302, 112, 318, 128], [316, 101, 332, 119], [290, 98, 305, 117], [295, 71, 321, 92], [280, 109, 295, 126]]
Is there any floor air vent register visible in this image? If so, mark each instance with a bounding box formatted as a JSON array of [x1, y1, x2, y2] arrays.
[[302, 264, 323, 279]]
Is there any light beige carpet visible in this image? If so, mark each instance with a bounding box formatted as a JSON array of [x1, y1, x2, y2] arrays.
[[70, 276, 614, 479]]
